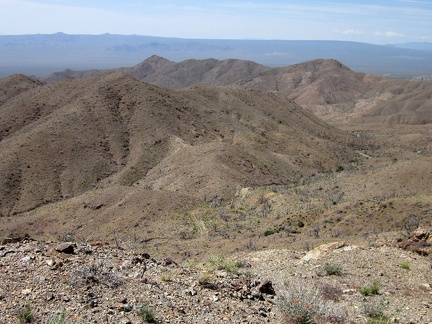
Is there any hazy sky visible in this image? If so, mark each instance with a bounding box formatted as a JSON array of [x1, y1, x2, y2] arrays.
[[1, 0, 431, 44]]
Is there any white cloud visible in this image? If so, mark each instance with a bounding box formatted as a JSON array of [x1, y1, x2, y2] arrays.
[[416, 35, 432, 40], [341, 29, 364, 35], [375, 31, 405, 37]]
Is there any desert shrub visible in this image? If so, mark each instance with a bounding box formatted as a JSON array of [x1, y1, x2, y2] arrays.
[[367, 318, 391, 324], [278, 279, 347, 324], [179, 225, 198, 240], [197, 271, 218, 290], [160, 271, 173, 282], [50, 311, 68, 324], [360, 281, 380, 296], [71, 261, 123, 289], [137, 306, 155, 323], [245, 239, 258, 251], [264, 229, 277, 236], [363, 298, 389, 323], [205, 255, 244, 274], [318, 283, 343, 302], [400, 261, 410, 270], [401, 213, 422, 237], [278, 283, 321, 323], [16, 304, 33, 323], [57, 232, 76, 242], [316, 263, 343, 276], [321, 303, 348, 324]]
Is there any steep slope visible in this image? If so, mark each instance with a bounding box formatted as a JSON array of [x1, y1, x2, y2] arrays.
[[0, 74, 44, 106], [0, 73, 358, 240]]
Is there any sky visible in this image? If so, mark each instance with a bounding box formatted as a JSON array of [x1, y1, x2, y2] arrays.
[[0, 0, 431, 44]]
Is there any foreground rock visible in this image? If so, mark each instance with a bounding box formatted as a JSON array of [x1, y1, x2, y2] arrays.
[[0, 238, 277, 323], [1, 237, 432, 323]]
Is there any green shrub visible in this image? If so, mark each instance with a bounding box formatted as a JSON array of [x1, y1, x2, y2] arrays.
[[400, 261, 410, 270], [316, 263, 343, 276], [367, 318, 391, 324], [264, 229, 277, 236], [16, 304, 33, 323], [137, 306, 155, 323], [360, 281, 380, 296], [205, 255, 244, 274]]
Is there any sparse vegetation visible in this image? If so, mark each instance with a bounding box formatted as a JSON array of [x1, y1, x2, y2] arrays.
[[197, 272, 217, 289], [179, 224, 199, 240], [50, 311, 68, 324], [278, 279, 347, 324], [363, 298, 389, 323], [317, 283, 343, 302], [401, 261, 411, 270], [71, 261, 123, 289], [205, 255, 245, 274], [360, 281, 380, 296], [161, 271, 173, 282], [16, 304, 33, 323], [264, 229, 278, 236], [316, 262, 343, 276], [137, 306, 155, 323]]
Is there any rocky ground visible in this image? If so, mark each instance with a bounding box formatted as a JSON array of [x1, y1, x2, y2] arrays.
[[0, 237, 278, 323], [1, 229, 432, 323]]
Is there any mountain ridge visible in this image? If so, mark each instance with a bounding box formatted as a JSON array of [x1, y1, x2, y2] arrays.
[[40, 56, 432, 126]]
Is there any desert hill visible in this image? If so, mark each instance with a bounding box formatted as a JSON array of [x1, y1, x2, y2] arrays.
[[233, 59, 432, 126], [0, 74, 44, 106], [0, 72, 358, 241], [143, 57, 271, 88], [42, 56, 432, 126]]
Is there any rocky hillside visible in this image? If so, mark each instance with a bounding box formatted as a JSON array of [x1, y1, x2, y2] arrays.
[[0, 72, 358, 242]]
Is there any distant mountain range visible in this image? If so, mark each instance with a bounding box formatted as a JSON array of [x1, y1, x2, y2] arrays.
[[1, 33, 432, 78]]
